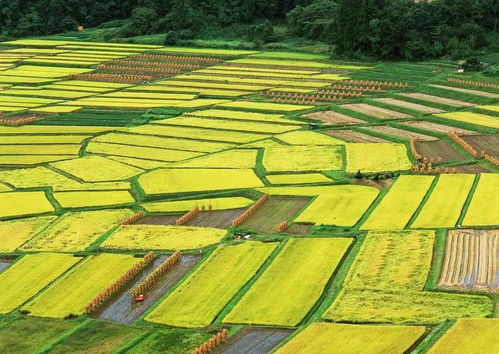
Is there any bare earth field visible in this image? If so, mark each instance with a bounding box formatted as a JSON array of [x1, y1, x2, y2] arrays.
[[430, 84, 499, 99], [185, 208, 246, 229], [341, 103, 412, 119], [415, 140, 467, 162], [241, 197, 311, 234], [398, 93, 474, 107], [373, 98, 445, 114], [364, 125, 438, 141], [303, 111, 366, 125], [212, 327, 293, 354], [325, 129, 389, 143], [398, 121, 480, 135], [461, 135, 499, 158], [0, 258, 14, 273], [95, 255, 202, 324], [439, 229, 498, 291], [452, 164, 491, 173]]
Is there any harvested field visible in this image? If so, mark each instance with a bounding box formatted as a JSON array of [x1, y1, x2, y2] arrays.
[[0, 258, 14, 273], [429, 84, 499, 99], [185, 208, 246, 228], [398, 121, 480, 135], [341, 103, 412, 119], [364, 126, 437, 141], [452, 164, 490, 173], [373, 98, 445, 113], [303, 111, 365, 125], [461, 135, 499, 158], [0, 113, 45, 124], [133, 215, 179, 225], [398, 93, 474, 107], [211, 327, 293, 354], [240, 197, 311, 234], [325, 129, 388, 143], [438, 229, 498, 291], [415, 140, 466, 162], [285, 223, 312, 235], [95, 255, 201, 324]]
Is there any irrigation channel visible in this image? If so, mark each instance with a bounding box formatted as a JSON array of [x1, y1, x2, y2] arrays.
[[93, 255, 202, 324], [212, 327, 293, 354]]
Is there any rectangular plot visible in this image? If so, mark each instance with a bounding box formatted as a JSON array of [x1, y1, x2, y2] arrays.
[[145, 242, 277, 328], [23, 254, 139, 319], [156, 117, 298, 134], [21, 209, 134, 252], [415, 140, 466, 162], [188, 109, 302, 125], [438, 229, 498, 291], [86, 141, 202, 162], [0, 144, 81, 155], [434, 112, 499, 129], [345, 143, 412, 173], [0, 191, 54, 219], [212, 327, 292, 354], [126, 124, 267, 144], [363, 125, 437, 141], [303, 111, 366, 125], [53, 190, 135, 208], [0, 135, 90, 144], [0, 253, 81, 314], [398, 121, 480, 135], [95, 255, 201, 324], [325, 129, 388, 143], [398, 93, 473, 107], [361, 175, 435, 230], [0, 317, 78, 354], [241, 197, 312, 234], [341, 103, 412, 119], [412, 174, 475, 228], [0, 155, 77, 166], [429, 84, 499, 99], [372, 98, 445, 113], [462, 135, 499, 158], [263, 146, 342, 172], [93, 133, 234, 153], [294, 189, 379, 226], [0, 216, 56, 252], [185, 209, 246, 229], [224, 238, 352, 326], [217, 101, 313, 112], [462, 174, 499, 227]]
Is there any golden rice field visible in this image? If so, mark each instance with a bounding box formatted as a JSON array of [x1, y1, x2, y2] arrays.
[[0, 39, 497, 353], [21, 209, 134, 252], [141, 196, 253, 212], [145, 242, 277, 327], [263, 146, 343, 172], [101, 225, 227, 250], [277, 323, 425, 354], [0, 253, 81, 314], [428, 319, 499, 354], [139, 168, 264, 195], [223, 238, 352, 326], [23, 254, 138, 318]]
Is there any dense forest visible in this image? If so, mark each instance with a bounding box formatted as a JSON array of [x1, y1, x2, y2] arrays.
[[0, 0, 497, 61]]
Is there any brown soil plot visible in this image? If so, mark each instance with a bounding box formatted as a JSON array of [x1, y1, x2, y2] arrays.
[[184, 208, 246, 229], [303, 111, 366, 125], [452, 164, 490, 173], [439, 229, 498, 291], [94, 255, 202, 324], [461, 135, 499, 158], [325, 129, 388, 143], [133, 215, 179, 225], [372, 98, 445, 114], [341, 103, 412, 119], [0, 258, 14, 273], [240, 197, 311, 234], [285, 223, 312, 235], [415, 140, 467, 162], [211, 327, 293, 354], [363, 126, 438, 141], [398, 93, 474, 107], [429, 84, 499, 99], [398, 121, 480, 135]]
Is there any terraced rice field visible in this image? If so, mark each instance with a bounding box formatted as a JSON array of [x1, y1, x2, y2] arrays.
[[438, 229, 498, 291]]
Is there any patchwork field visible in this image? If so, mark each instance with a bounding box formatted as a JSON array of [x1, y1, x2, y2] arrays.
[[0, 40, 497, 353]]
